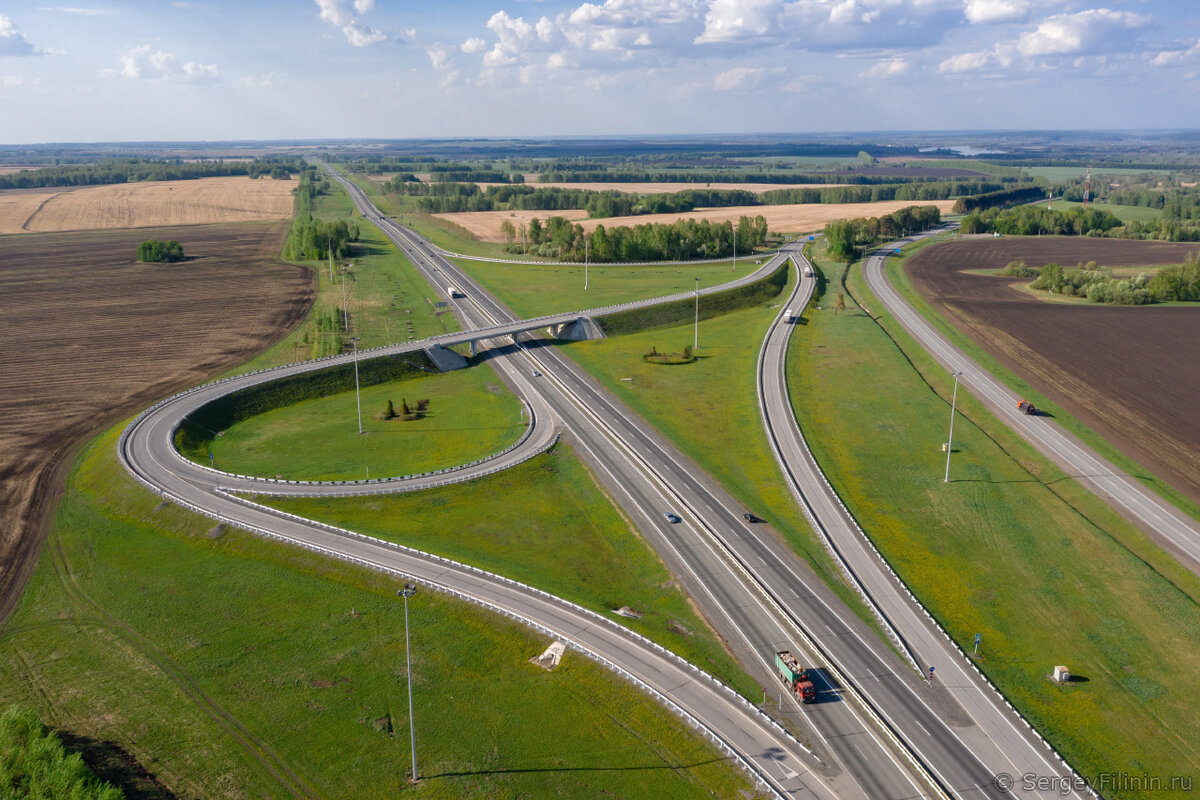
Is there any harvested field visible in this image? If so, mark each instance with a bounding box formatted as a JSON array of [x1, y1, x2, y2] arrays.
[[0, 176, 295, 234], [438, 199, 957, 242], [0, 221, 312, 619], [906, 236, 1200, 505]]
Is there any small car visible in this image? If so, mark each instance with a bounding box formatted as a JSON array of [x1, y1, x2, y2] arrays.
[[743, 512, 759, 523], [532, 369, 542, 377], [663, 512, 681, 524]]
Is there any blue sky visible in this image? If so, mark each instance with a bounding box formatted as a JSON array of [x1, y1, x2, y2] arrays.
[[1, 1, 1198, 144]]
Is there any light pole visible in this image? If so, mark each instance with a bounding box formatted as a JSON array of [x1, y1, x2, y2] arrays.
[[584, 237, 589, 290], [340, 265, 350, 332], [398, 584, 419, 783], [327, 233, 333, 282], [944, 370, 963, 483], [351, 336, 363, 435], [732, 225, 737, 271], [693, 277, 700, 350]]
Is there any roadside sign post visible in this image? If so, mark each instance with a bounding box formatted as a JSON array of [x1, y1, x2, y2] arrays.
[[928, 666, 935, 685], [974, 633, 981, 655]]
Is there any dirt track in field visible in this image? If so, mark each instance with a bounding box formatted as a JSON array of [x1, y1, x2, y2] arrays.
[[905, 237, 1200, 504], [0, 222, 312, 620], [437, 199, 957, 242], [0, 177, 295, 234]]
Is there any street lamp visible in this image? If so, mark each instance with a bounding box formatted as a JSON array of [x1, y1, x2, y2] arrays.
[[340, 265, 350, 332], [584, 237, 589, 291], [693, 277, 700, 350], [944, 371, 963, 483], [397, 584, 419, 783], [351, 336, 363, 435]]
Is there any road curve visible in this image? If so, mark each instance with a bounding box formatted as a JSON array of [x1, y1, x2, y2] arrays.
[[758, 241, 1086, 800], [863, 237, 1200, 576]]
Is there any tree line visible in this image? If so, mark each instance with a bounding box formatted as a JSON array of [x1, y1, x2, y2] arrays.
[[823, 205, 943, 261], [0, 157, 301, 189], [507, 214, 769, 262], [959, 205, 1122, 236], [953, 185, 1047, 213], [385, 179, 1002, 217], [535, 169, 1009, 186], [282, 171, 360, 261]]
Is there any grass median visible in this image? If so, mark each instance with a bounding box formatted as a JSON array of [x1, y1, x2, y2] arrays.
[[789, 239, 1200, 798], [0, 426, 753, 799]]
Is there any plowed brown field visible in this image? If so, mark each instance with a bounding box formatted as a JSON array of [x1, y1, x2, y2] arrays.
[[906, 236, 1200, 504], [0, 176, 295, 234], [0, 221, 312, 619], [438, 199, 957, 242]]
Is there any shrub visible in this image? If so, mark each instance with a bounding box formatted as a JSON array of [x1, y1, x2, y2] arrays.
[[137, 239, 185, 263], [0, 705, 125, 800]]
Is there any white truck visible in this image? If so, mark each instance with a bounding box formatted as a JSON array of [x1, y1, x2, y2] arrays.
[[446, 285, 465, 299]]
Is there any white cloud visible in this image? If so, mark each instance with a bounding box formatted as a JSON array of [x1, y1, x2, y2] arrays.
[[963, 0, 1033, 25], [0, 13, 38, 56], [37, 7, 115, 15], [315, 0, 387, 47], [427, 42, 455, 72], [461, 36, 487, 54], [861, 56, 910, 79], [712, 65, 778, 90], [1149, 38, 1200, 68], [694, 0, 779, 44], [103, 44, 218, 81], [939, 50, 991, 72], [1016, 9, 1148, 58], [234, 71, 284, 89]]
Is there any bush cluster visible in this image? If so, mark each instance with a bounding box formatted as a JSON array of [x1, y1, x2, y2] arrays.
[[137, 239, 184, 263], [0, 705, 124, 800]]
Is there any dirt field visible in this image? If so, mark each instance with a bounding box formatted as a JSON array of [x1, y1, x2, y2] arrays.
[[437, 199, 957, 242], [905, 237, 1200, 505], [0, 176, 295, 234], [0, 221, 312, 619]]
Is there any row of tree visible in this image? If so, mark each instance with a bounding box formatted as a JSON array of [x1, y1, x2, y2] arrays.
[[535, 169, 1011, 186], [504, 214, 769, 262], [823, 205, 944, 261], [385, 179, 1002, 217], [959, 205, 1122, 236], [282, 172, 360, 260], [0, 157, 302, 189], [953, 185, 1047, 213]]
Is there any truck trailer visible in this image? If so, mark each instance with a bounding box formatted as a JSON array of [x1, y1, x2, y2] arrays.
[[446, 285, 464, 299], [775, 650, 816, 703]]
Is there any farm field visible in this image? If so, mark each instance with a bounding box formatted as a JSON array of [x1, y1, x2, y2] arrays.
[[437, 198, 957, 242], [0, 176, 295, 234], [905, 237, 1200, 506], [1044, 200, 1163, 223], [0, 221, 311, 618], [788, 239, 1200, 798]]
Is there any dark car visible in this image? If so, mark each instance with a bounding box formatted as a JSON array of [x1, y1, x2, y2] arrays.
[[663, 512, 681, 524], [743, 512, 760, 523]]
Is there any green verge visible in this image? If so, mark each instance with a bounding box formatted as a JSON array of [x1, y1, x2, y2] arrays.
[[450, 256, 761, 320], [194, 367, 525, 482], [1039, 200, 1163, 224], [884, 234, 1200, 527], [560, 264, 882, 637], [258, 441, 759, 700], [0, 427, 752, 799], [791, 239, 1200, 799]]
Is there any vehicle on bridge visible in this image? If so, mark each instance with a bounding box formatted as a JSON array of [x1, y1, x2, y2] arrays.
[[775, 650, 816, 703]]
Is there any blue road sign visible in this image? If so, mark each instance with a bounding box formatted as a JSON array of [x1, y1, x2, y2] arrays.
[[929, 666, 935, 675], [975, 633, 981, 645]]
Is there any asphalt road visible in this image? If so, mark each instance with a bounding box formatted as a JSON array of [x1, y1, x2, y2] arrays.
[[758, 243, 1086, 800], [862, 238, 1200, 576]]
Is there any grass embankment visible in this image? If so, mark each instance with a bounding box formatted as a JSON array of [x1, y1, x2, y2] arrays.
[[1041, 200, 1162, 224], [0, 428, 751, 799], [790, 239, 1200, 798], [885, 235, 1200, 527], [233, 187, 459, 374], [198, 367, 525, 482], [260, 442, 758, 699], [450, 255, 759, 319], [560, 265, 876, 633]]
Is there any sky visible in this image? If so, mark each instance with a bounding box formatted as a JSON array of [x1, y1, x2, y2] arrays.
[[1, 0, 1198, 144]]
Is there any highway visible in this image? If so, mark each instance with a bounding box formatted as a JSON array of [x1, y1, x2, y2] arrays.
[[758, 243, 1087, 800], [862, 240, 1200, 576], [120, 171, 1102, 799]]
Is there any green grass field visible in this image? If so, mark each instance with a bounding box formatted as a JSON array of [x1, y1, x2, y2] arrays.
[[1026, 166, 1179, 181], [1044, 200, 1163, 224], [788, 240, 1200, 799], [452, 256, 762, 319], [259, 442, 759, 699], [559, 268, 879, 635], [0, 428, 752, 799], [197, 367, 524, 481]]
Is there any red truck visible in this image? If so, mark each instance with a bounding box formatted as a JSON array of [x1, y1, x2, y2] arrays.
[[775, 650, 816, 703], [1018, 399, 1037, 415]]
